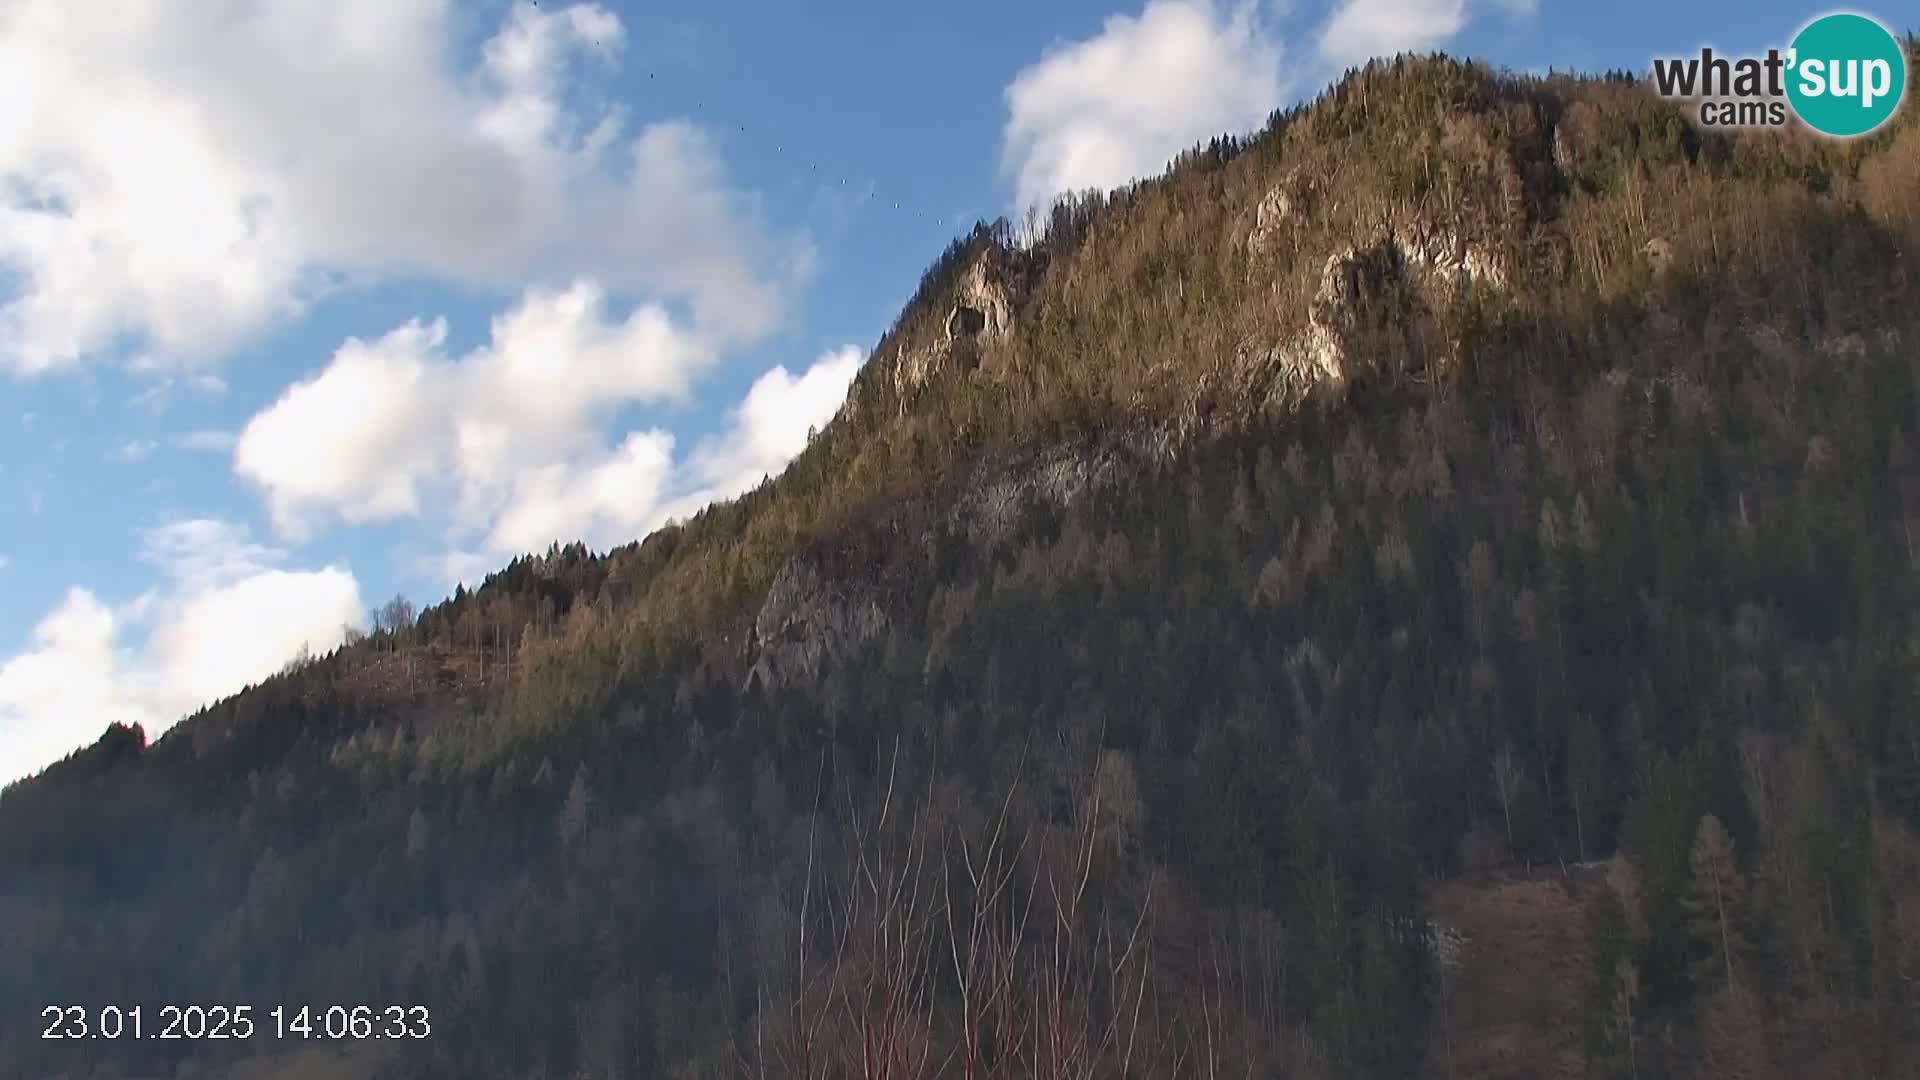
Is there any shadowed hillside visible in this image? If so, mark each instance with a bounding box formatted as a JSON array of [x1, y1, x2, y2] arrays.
[[6, 44, 1920, 1079]]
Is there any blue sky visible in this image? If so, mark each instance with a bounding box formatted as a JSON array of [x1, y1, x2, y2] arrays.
[[0, 0, 1884, 781]]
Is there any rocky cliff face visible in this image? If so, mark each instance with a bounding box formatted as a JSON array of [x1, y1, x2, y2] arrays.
[[754, 183, 1520, 693], [1245, 170, 1318, 258], [762, 119, 1541, 694], [887, 247, 1018, 414], [745, 552, 889, 692], [943, 255, 1014, 346], [744, 436, 1162, 692], [947, 439, 1145, 546], [1235, 213, 1508, 414]]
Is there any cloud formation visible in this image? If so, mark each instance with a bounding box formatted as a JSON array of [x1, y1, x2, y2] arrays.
[[680, 346, 865, 506], [438, 345, 864, 583], [0, 0, 804, 374], [116, 439, 159, 463], [1001, 0, 1290, 214], [176, 430, 236, 453], [1317, 0, 1537, 69], [0, 519, 363, 784], [234, 282, 862, 570], [237, 281, 701, 546], [999, 0, 1541, 215]]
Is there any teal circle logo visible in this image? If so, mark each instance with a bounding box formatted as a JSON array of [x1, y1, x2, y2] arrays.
[[1785, 12, 1907, 137]]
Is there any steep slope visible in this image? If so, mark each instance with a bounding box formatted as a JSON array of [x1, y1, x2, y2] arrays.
[[5, 48, 1920, 1080]]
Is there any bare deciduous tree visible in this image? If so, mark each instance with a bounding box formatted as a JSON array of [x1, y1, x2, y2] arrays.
[[1492, 745, 1523, 863]]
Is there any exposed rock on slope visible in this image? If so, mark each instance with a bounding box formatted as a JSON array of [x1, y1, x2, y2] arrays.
[[1247, 171, 1318, 257], [946, 437, 1157, 546], [943, 253, 1013, 346], [1641, 236, 1674, 276], [745, 551, 888, 692], [745, 439, 1145, 691], [1236, 215, 1508, 412], [886, 246, 1019, 415], [1392, 216, 1509, 290], [780, 189, 1518, 675]]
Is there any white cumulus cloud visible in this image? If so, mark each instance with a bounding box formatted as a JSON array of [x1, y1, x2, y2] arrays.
[[1001, 0, 1290, 215], [0, 0, 804, 374], [0, 519, 363, 784], [236, 280, 864, 575], [685, 346, 864, 497], [1317, 0, 1536, 69], [498, 343, 863, 553], [429, 344, 861, 586], [234, 279, 716, 546], [999, 0, 1540, 216], [487, 431, 678, 556], [0, 590, 154, 782]]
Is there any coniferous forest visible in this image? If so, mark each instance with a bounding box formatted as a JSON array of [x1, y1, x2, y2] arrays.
[[5, 48, 1920, 1079]]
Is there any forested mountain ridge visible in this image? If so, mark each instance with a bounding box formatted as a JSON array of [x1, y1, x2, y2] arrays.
[[6, 46, 1920, 1078]]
